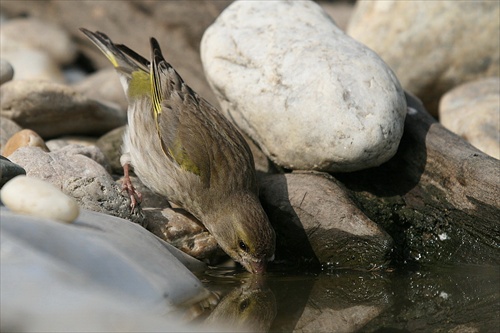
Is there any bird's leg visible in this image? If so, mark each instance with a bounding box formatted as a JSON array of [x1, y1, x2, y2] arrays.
[[122, 162, 142, 211]]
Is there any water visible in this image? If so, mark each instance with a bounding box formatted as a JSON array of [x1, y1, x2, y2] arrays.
[[195, 265, 500, 332]]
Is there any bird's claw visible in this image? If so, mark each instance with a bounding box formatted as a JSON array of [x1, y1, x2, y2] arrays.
[[122, 163, 142, 213], [122, 179, 142, 213]]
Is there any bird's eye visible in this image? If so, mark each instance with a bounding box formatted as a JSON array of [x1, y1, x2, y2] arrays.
[[239, 298, 250, 312], [239, 240, 249, 252]]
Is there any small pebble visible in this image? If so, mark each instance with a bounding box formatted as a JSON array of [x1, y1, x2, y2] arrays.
[[1, 175, 80, 223], [2, 129, 49, 157], [0, 156, 26, 188], [0, 59, 14, 85]]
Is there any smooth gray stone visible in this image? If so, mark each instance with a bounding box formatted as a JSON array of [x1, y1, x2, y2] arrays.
[[0, 207, 215, 332]]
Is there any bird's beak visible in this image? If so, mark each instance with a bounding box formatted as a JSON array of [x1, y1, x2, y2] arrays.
[[248, 260, 267, 275]]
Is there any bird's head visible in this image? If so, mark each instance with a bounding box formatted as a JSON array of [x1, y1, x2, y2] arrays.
[[205, 192, 275, 274]]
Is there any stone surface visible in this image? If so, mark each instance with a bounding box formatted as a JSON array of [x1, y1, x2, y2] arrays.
[[2, 129, 49, 157], [439, 77, 500, 159], [0, 59, 14, 85], [124, 175, 227, 264], [154, 208, 224, 263], [96, 126, 126, 174], [201, 0, 407, 172], [319, 1, 355, 32], [45, 135, 98, 151], [6, 142, 227, 261], [0, 116, 22, 152], [6, 145, 141, 224], [259, 172, 393, 270], [0, 17, 77, 65], [0, 1, 234, 107], [0, 207, 220, 332], [0, 48, 65, 83], [335, 92, 500, 266], [0, 156, 25, 188], [0, 80, 127, 138], [347, 1, 500, 115], [1, 175, 80, 223], [74, 68, 128, 112]]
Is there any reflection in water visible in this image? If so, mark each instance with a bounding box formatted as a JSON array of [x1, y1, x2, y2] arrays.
[[199, 265, 499, 332], [204, 274, 277, 332], [200, 268, 392, 332]]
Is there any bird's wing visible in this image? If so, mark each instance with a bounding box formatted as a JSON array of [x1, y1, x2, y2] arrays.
[[149, 38, 211, 187], [149, 38, 256, 191]]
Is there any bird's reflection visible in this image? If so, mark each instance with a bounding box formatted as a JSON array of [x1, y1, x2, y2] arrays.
[[205, 276, 277, 332]]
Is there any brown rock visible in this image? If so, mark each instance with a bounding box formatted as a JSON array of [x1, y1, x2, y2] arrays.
[[121, 175, 226, 263], [439, 77, 500, 159], [0, 80, 126, 138], [2, 129, 49, 156], [259, 172, 393, 270]]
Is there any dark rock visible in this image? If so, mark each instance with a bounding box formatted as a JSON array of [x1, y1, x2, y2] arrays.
[[335, 92, 500, 266], [0, 155, 26, 188], [259, 172, 393, 270]]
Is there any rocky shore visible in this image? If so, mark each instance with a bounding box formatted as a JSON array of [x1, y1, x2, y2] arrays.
[[1, 1, 498, 332]]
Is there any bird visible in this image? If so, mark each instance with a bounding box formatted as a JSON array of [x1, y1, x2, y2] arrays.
[[80, 29, 275, 274]]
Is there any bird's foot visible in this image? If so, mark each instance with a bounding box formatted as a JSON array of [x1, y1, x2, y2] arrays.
[[122, 163, 142, 213]]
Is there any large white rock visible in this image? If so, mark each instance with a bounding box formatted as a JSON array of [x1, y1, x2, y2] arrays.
[[201, 0, 406, 172]]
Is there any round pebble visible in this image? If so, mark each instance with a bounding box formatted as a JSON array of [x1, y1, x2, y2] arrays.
[[0, 59, 14, 85], [2, 129, 49, 157], [1, 175, 80, 223]]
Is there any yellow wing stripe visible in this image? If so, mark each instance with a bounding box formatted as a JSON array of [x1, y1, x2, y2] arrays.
[[105, 51, 119, 68], [150, 57, 166, 158]]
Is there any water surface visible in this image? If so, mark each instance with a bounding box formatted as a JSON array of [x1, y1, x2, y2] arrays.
[[197, 265, 499, 332]]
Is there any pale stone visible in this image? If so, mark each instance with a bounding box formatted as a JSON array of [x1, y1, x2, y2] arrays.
[[0, 17, 77, 65], [45, 136, 98, 151], [0, 59, 14, 85], [201, 0, 406, 172], [0, 207, 221, 332], [2, 129, 49, 157], [347, 1, 500, 115], [0, 80, 127, 138], [439, 77, 500, 159], [0, 2, 233, 107], [6, 145, 141, 224], [1, 175, 80, 223], [74, 68, 128, 112], [0, 49, 65, 83]]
